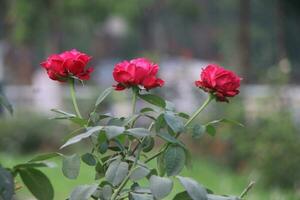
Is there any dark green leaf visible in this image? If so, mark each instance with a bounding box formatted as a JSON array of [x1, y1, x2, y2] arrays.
[[104, 126, 125, 140], [164, 112, 184, 133], [62, 154, 81, 179], [0, 167, 14, 200], [157, 154, 165, 176], [140, 107, 155, 113], [150, 175, 173, 199], [139, 94, 166, 108], [173, 191, 193, 200], [60, 126, 103, 149], [157, 132, 178, 144], [178, 112, 190, 119], [14, 162, 54, 169], [155, 114, 166, 132], [81, 153, 97, 166], [19, 168, 54, 200], [164, 145, 186, 176], [100, 185, 113, 200], [177, 176, 207, 200], [95, 87, 113, 107], [69, 184, 98, 200], [142, 137, 155, 152], [95, 162, 105, 180]]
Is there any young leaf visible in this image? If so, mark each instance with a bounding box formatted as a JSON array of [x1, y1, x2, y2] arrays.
[[0, 167, 14, 200], [126, 128, 152, 138], [155, 114, 166, 132], [60, 126, 103, 149], [139, 94, 166, 108], [130, 166, 150, 181], [164, 145, 186, 176], [205, 125, 216, 136], [104, 126, 125, 140], [95, 87, 113, 107], [164, 112, 185, 133], [140, 107, 155, 113], [177, 176, 207, 200], [150, 175, 173, 199], [81, 153, 97, 166], [105, 159, 129, 186], [62, 154, 81, 179], [69, 184, 98, 200], [19, 168, 54, 200], [157, 153, 166, 176]]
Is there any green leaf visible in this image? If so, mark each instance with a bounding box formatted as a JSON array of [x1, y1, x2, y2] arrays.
[[0, 167, 14, 200], [164, 112, 185, 133], [14, 162, 54, 169], [140, 107, 155, 113], [50, 108, 76, 117], [95, 87, 113, 107], [139, 94, 166, 108], [155, 114, 166, 132], [173, 191, 193, 200], [177, 176, 207, 200], [207, 119, 244, 127], [69, 184, 98, 200], [192, 124, 206, 139], [95, 162, 105, 180], [178, 112, 190, 119], [207, 194, 241, 200], [150, 175, 173, 199], [105, 159, 129, 186], [62, 154, 81, 179], [157, 154, 165, 176], [29, 153, 61, 163], [130, 166, 150, 181], [164, 145, 186, 176], [142, 137, 155, 152], [104, 126, 125, 140], [19, 168, 54, 200], [81, 153, 97, 166], [126, 128, 152, 138], [205, 125, 216, 136], [131, 193, 154, 200], [157, 131, 178, 144], [60, 126, 103, 149], [100, 184, 113, 200], [0, 94, 13, 115]]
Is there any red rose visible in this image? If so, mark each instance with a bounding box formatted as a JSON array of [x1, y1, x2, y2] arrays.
[[113, 58, 164, 90], [195, 64, 241, 102], [40, 49, 93, 82]]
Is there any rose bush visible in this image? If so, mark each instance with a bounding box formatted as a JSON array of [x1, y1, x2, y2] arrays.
[[1, 50, 254, 200]]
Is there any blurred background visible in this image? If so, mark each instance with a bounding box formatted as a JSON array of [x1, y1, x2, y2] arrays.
[[0, 0, 300, 199]]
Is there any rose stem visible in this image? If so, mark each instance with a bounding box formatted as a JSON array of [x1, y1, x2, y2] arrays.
[[69, 78, 83, 119], [145, 93, 214, 163]]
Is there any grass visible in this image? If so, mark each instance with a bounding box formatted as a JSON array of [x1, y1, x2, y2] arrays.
[[0, 153, 297, 200]]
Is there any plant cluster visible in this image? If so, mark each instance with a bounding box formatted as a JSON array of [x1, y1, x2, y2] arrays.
[[0, 50, 252, 200]]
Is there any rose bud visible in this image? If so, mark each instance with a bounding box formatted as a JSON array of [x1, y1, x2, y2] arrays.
[[113, 58, 164, 91], [40, 49, 93, 82], [195, 64, 241, 102]]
